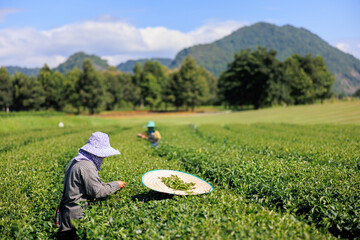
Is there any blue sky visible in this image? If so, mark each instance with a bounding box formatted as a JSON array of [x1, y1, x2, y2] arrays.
[[0, 0, 359, 68]]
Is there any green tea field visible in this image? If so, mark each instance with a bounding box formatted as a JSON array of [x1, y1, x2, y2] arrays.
[[1, 101, 359, 239]]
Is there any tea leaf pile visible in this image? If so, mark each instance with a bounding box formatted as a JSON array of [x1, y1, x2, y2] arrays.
[[159, 174, 195, 191]]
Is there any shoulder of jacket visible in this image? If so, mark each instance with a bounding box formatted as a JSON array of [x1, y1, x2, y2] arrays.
[[72, 160, 96, 171]]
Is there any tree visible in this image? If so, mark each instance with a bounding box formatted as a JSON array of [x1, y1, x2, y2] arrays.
[[199, 66, 217, 104], [266, 67, 293, 106], [283, 58, 314, 104], [178, 56, 209, 110], [283, 54, 334, 104], [162, 71, 177, 111], [64, 68, 81, 113], [76, 59, 104, 114], [141, 60, 168, 110], [12, 73, 45, 110], [218, 47, 281, 109], [141, 72, 162, 111], [52, 71, 66, 110], [304, 54, 334, 102], [157, 65, 171, 111], [118, 72, 137, 108], [143, 60, 166, 80], [283, 54, 332, 104], [168, 72, 184, 110], [0, 67, 12, 111], [37, 65, 65, 110], [132, 62, 143, 109], [38, 64, 53, 109], [102, 67, 123, 110], [354, 88, 360, 98]]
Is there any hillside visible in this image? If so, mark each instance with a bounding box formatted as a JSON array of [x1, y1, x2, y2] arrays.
[[172, 22, 360, 94], [53, 51, 109, 74], [4, 66, 40, 77], [116, 58, 172, 72], [4, 22, 360, 94]]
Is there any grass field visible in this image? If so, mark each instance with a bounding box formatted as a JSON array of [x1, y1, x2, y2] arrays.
[[102, 100, 360, 125], [0, 101, 359, 239]]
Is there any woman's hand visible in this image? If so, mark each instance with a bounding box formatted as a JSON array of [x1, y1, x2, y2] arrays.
[[137, 133, 147, 139], [117, 181, 126, 188]]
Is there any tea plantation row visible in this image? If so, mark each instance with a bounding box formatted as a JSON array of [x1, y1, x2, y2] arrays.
[[0, 123, 338, 239], [156, 124, 360, 239]]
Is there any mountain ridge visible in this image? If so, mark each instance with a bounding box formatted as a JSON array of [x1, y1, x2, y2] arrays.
[[171, 22, 360, 94], [4, 66, 41, 77], [53, 51, 109, 74], [3, 22, 360, 94], [116, 58, 173, 72]]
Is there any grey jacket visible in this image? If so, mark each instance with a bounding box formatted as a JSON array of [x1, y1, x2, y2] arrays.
[[59, 159, 120, 232]]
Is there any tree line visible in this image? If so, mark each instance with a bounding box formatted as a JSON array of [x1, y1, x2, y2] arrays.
[[0, 47, 335, 113], [218, 47, 335, 109], [0, 56, 216, 113]]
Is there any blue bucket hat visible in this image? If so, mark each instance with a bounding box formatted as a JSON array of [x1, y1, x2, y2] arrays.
[[80, 132, 120, 157], [144, 121, 156, 128]]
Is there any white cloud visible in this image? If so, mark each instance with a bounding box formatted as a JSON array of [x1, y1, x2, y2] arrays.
[[102, 54, 154, 66], [336, 42, 350, 52], [188, 20, 245, 44], [0, 8, 22, 22], [0, 18, 246, 68], [335, 41, 360, 60]]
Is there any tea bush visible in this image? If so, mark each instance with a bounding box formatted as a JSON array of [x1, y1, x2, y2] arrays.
[[72, 127, 331, 239], [0, 121, 334, 239], [156, 124, 360, 238]]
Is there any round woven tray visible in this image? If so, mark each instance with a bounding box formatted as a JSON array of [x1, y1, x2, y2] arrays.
[[141, 169, 213, 195]]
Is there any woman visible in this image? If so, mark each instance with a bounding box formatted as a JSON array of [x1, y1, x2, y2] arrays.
[[56, 131, 126, 239], [137, 121, 161, 147]]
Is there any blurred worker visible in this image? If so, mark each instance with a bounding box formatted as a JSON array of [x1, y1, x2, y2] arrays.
[[56, 132, 126, 239], [137, 121, 161, 147]]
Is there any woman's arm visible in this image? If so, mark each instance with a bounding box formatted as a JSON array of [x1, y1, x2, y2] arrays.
[[81, 164, 124, 199]]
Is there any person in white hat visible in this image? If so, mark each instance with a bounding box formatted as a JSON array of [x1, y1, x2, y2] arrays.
[[56, 132, 126, 239], [137, 121, 161, 147]]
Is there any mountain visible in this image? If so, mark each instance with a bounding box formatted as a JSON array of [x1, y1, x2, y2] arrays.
[[4, 22, 359, 94], [116, 58, 173, 72], [53, 52, 109, 74], [171, 22, 360, 94], [4, 66, 40, 77], [4, 52, 109, 76]]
